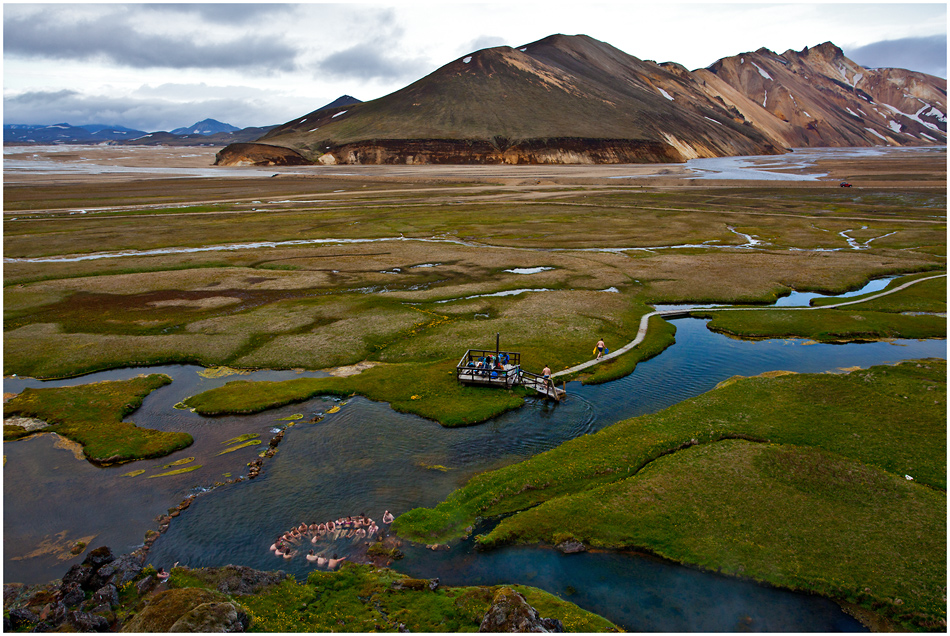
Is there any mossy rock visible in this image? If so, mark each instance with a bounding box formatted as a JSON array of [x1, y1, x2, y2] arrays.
[[120, 588, 226, 633], [367, 543, 403, 560], [168, 601, 249, 632]]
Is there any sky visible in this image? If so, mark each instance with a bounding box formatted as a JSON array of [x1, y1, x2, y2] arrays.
[[3, 2, 947, 132]]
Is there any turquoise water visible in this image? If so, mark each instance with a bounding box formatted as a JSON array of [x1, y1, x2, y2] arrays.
[[4, 318, 945, 630]]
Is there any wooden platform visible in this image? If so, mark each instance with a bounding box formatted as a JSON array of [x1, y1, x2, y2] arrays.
[[456, 348, 565, 401]]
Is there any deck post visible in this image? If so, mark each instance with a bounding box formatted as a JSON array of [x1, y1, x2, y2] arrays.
[[496, 333, 500, 356]]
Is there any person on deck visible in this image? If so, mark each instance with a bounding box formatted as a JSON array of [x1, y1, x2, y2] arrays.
[[542, 365, 552, 390]]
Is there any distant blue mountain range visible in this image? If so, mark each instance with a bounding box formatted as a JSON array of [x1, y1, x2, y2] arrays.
[[4, 96, 363, 145], [3, 123, 148, 143]]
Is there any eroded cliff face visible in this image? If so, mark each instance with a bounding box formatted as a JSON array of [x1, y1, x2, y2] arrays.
[[316, 138, 706, 165], [214, 143, 310, 167]]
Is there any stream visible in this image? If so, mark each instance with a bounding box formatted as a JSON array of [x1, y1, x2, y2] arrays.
[[4, 280, 946, 631]]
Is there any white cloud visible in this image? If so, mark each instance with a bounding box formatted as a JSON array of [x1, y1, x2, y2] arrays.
[[3, 2, 946, 130]]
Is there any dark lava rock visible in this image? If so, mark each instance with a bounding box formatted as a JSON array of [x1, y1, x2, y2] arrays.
[[95, 553, 143, 588], [209, 565, 287, 596], [555, 540, 587, 554], [38, 600, 67, 626], [8, 607, 40, 630], [62, 564, 96, 590], [478, 587, 564, 633], [4, 582, 25, 606], [60, 582, 86, 607], [81, 546, 115, 571], [67, 610, 110, 632], [168, 601, 250, 632], [91, 583, 118, 608], [90, 603, 115, 624]]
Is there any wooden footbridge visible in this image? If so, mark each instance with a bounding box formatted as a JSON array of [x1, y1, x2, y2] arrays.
[[456, 273, 949, 403], [457, 336, 566, 401]]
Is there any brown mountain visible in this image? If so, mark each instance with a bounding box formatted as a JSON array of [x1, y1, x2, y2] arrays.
[[216, 35, 946, 166], [693, 42, 947, 148]]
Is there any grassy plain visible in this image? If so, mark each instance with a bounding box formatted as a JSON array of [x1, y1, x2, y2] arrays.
[[2, 374, 191, 464], [393, 360, 947, 630], [4, 149, 945, 423]]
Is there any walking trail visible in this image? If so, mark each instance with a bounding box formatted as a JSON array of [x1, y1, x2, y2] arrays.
[[552, 273, 947, 378]]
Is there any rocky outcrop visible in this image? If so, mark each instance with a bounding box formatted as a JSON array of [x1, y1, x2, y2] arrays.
[[555, 539, 587, 554], [177, 564, 288, 596], [478, 587, 565, 632], [168, 601, 250, 632], [121, 588, 228, 632], [2, 545, 146, 633], [319, 137, 687, 165], [214, 142, 310, 167]]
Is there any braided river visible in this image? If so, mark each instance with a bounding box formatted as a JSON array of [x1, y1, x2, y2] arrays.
[[4, 280, 945, 631]]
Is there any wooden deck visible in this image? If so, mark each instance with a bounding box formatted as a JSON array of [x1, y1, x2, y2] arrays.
[[456, 348, 565, 401]]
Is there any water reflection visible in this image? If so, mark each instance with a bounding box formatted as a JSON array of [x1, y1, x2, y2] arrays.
[[396, 540, 865, 632]]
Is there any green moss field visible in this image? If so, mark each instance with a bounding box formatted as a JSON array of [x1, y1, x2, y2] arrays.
[[394, 360, 947, 630]]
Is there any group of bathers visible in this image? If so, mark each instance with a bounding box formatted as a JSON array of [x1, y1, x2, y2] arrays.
[[269, 514, 380, 569], [467, 353, 511, 377]]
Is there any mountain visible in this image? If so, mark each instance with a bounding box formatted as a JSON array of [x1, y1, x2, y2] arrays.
[[693, 42, 947, 148], [316, 95, 362, 111], [218, 35, 946, 166], [235, 35, 780, 165], [3, 123, 147, 144], [118, 125, 278, 146], [3, 121, 278, 146], [170, 118, 241, 136]]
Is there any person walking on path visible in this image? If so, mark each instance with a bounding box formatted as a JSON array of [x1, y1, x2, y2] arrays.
[[595, 338, 606, 359]]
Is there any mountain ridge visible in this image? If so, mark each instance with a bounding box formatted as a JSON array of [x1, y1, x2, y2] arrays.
[[219, 34, 946, 166], [170, 118, 240, 136]]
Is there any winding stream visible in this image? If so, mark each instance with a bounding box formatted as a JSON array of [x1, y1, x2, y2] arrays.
[[4, 280, 946, 631]]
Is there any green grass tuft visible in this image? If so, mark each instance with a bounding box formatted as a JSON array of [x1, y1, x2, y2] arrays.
[[3, 374, 192, 464]]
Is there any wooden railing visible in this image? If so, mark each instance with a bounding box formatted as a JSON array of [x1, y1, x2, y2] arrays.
[[457, 349, 521, 388], [520, 369, 565, 401], [456, 349, 565, 400]]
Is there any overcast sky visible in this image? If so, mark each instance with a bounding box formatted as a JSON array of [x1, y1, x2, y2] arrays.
[[4, 2, 947, 131]]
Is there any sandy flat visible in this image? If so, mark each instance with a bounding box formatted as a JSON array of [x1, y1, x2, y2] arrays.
[[3, 143, 945, 189]]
